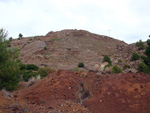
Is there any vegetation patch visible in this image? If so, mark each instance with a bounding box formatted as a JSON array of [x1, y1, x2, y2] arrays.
[[131, 52, 140, 61], [102, 54, 112, 65], [50, 38, 60, 42], [112, 65, 122, 74], [38, 67, 54, 78], [78, 62, 84, 68]]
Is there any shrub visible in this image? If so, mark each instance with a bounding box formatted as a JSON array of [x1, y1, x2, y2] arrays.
[[72, 67, 79, 72], [44, 46, 47, 50], [38, 67, 54, 78], [112, 65, 122, 74], [22, 70, 39, 81], [137, 62, 147, 73], [138, 39, 150, 74], [78, 62, 84, 68], [9, 37, 13, 41], [102, 54, 112, 65], [131, 52, 140, 61], [45, 52, 51, 55], [19, 63, 27, 70], [135, 40, 145, 50], [50, 38, 60, 42], [123, 64, 131, 69], [0, 28, 21, 91], [19, 33, 23, 38], [26, 64, 39, 71]]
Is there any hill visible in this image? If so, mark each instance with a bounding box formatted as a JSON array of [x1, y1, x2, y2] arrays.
[[10, 29, 137, 72]]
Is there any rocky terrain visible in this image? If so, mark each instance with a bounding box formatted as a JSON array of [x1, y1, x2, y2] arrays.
[[0, 29, 149, 113], [0, 70, 150, 113], [10, 29, 139, 72]]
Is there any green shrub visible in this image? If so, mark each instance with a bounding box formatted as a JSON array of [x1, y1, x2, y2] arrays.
[[102, 54, 112, 65], [138, 39, 150, 74], [78, 62, 84, 68], [0, 28, 21, 91], [112, 65, 122, 74], [137, 62, 147, 73], [19, 33, 23, 38], [19, 63, 27, 70], [131, 52, 140, 61], [9, 37, 13, 41], [45, 52, 51, 55], [0, 61, 21, 91], [123, 64, 131, 69], [22, 70, 39, 81], [72, 67, 79, 72], [136, 40, 145, 50], [44, 46, 47, 50], [50, 38, 60, 42], [38, 67, 54, 78], [26, 64, 39, 71]]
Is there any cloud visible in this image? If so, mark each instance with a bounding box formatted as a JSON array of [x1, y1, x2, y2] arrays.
[[0, 0, 150, 43]]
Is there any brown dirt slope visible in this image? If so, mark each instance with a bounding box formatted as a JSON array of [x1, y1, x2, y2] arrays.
[[8, 70, 150, 113]]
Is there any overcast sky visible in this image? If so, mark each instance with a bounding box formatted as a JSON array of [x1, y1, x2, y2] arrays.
[[0, 0, 150, 44]]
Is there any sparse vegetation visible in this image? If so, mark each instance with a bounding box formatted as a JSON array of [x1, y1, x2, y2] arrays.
[[50, 38, 60, 42], [131, 52, 140, 61], [72, 67, 80, 72], [45, 52, 51, 55], [135, 40, 145, 50], [44, 46, 47, 50], [26, 64, 39, 71], [78, 62, 84, 68], [138, 39, 150, 74], [112, 65, 122, 74], [22, 70, 39, 82], [38, 67, 54, 78], [102, 54, 112, 65], [123, 64, 131, 69], [118, 59, 123, 63]]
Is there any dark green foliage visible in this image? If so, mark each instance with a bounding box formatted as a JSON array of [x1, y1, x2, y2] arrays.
[[112, 65, 122, 74], [0, 28, 21, 91], [135, 40, 145, 50], [137, 62, 148, 73], [131, 52, 140, 61], [138, 38, 150, 74], [22, 70, 39, 81], [102, 54, 112, 65], [19, 33, 23, 38], [44, 46, 47, 50], [147, 39, 150, 46], [26, 64, 39, 71], [9, 37, 13, 41], [19, 63, 27, 70], [38, 67, 54, 78], [78, 62, 84, 68]]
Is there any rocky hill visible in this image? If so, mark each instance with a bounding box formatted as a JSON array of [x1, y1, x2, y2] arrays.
[[10, 29, 139, 72]]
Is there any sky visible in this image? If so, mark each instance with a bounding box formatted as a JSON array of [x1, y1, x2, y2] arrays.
[[0, 0, 150, 44]]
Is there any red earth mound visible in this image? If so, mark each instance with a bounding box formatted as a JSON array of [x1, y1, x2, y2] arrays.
[[1, 70, 150, 113]]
